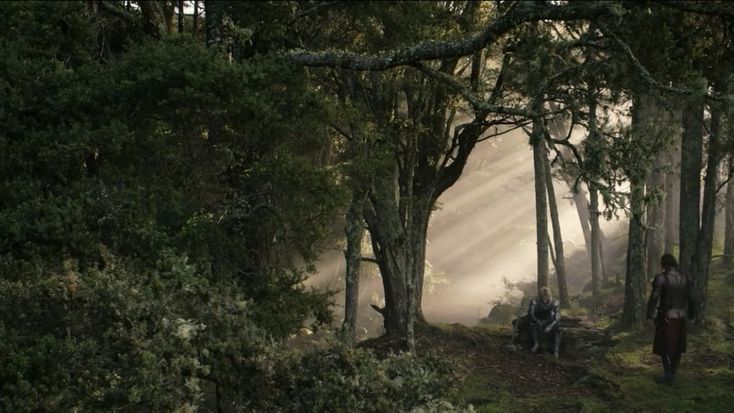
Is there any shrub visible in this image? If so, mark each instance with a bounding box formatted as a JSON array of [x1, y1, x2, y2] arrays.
[[260, 341, 463, 412]]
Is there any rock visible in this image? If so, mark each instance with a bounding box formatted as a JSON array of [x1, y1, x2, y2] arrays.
[[511, 316, 613, 356], [479, 303, 521, 325]]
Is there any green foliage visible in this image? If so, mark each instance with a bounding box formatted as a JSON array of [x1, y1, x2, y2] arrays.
[[0, 2, 352, 410], [0, 248, 464, 411], [265, 343, 463, 412], [0, 250, 252, 411]]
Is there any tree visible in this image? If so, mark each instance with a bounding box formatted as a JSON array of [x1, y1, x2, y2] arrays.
[[726, 158, 734, 263], [532, 113, 551, 291], [620, 93, 655, 328], [0, 3, 346, 408], [545, 146, 570, 308], [305, 2, 502, 348], [586, 85, 604, 299]]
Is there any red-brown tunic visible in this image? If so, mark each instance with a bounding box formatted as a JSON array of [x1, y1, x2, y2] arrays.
[[653, 317, 687, 357]]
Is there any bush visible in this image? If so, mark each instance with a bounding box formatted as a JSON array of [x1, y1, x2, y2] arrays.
[[259, 342, 463, 412], [0, 250, 266, 411]]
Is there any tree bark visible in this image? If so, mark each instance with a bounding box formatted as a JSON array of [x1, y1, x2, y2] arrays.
[[645, 97, 669, 280], [678, 100, 703, 311], [162, 1, 177, 34], [623, 175, 647, 328], [622, 94, 651, 329], [573, 184, 594, 252], [193, 1, 199, 34], [532, 115, 550, 291], [725, 158, 734, 264], [693, 101, 722, 321], [178, 0, 184, 33], [139, 1, 164, 38], [597, 232, 607, 283], [343, 189, 366, 343], [545, 149, 570, 308], [646, 168, 666, 281], [589, 172, 602, 296], [587, 91, 603, 298], [364, 187, 408, 338], [205, 0, 214, 46], [664, 142, 680, 252], [363, 175, 434, 350]]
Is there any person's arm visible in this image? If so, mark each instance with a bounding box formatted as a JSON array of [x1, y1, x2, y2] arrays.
[[544, 300, 561, 332], [528, 298, 539, 324], [646, 274, 664, 320]]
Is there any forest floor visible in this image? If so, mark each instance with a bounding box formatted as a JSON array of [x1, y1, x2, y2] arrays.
[[365, 259, 734, 412]]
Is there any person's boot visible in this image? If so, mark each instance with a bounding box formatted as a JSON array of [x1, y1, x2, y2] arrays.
[[553, 331, 560, 360], [530, 328, 540, 353], [656, 355, 673, 385]]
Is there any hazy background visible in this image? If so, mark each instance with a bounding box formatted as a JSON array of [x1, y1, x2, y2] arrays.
[[308, 127, 626, 334]]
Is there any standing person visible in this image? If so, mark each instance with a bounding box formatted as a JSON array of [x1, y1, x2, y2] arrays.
[[646, 253, 695, 385], [528, 287, 561, 359]]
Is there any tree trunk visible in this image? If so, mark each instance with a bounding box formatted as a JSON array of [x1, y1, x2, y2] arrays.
[[545, 149, 570, 308], [139, 1, 165, 38], [597, 232, 607, 283], [588, 175, 602, 297], [622, 93, 654, 329], [646, 151, 667, 281], [178, 0, 184, 33], [587, 106, 603, 298], [193, 1, 199, 34], [678, 101, 703, 311], [364, 171, 407, 339], [532, 119, 550, 292], [205, 0, 214, 46], [162, 1, 177, 34], [622, 176, 647, 328], [343, 189, 366, 343], [549, 106, 607, 272], [693, 102, 722, 321], [664, 144, 680, 252], [573, 185, 593, 252], [725, 158, 734, 264], [412, 207, 429, 323]]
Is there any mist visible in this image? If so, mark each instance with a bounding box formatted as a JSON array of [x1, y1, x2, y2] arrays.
[[309, 127, 626, 334]]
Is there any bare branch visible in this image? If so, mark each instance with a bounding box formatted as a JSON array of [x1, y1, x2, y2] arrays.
[[287, 2, 632, 70], [411, 62, 534, 117], [476, 120, 532, 143]]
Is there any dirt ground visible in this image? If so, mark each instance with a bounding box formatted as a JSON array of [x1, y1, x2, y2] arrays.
[[362, 322, 606, 401]]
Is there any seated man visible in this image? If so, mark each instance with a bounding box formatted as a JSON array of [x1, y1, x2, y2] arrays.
[[528, 286, 561, 359]]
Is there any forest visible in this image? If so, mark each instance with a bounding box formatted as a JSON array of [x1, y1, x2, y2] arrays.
[[1, 1, 733, 412]]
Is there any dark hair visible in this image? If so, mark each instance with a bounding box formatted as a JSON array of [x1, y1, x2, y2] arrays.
[[661, 253, 678, 270]]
